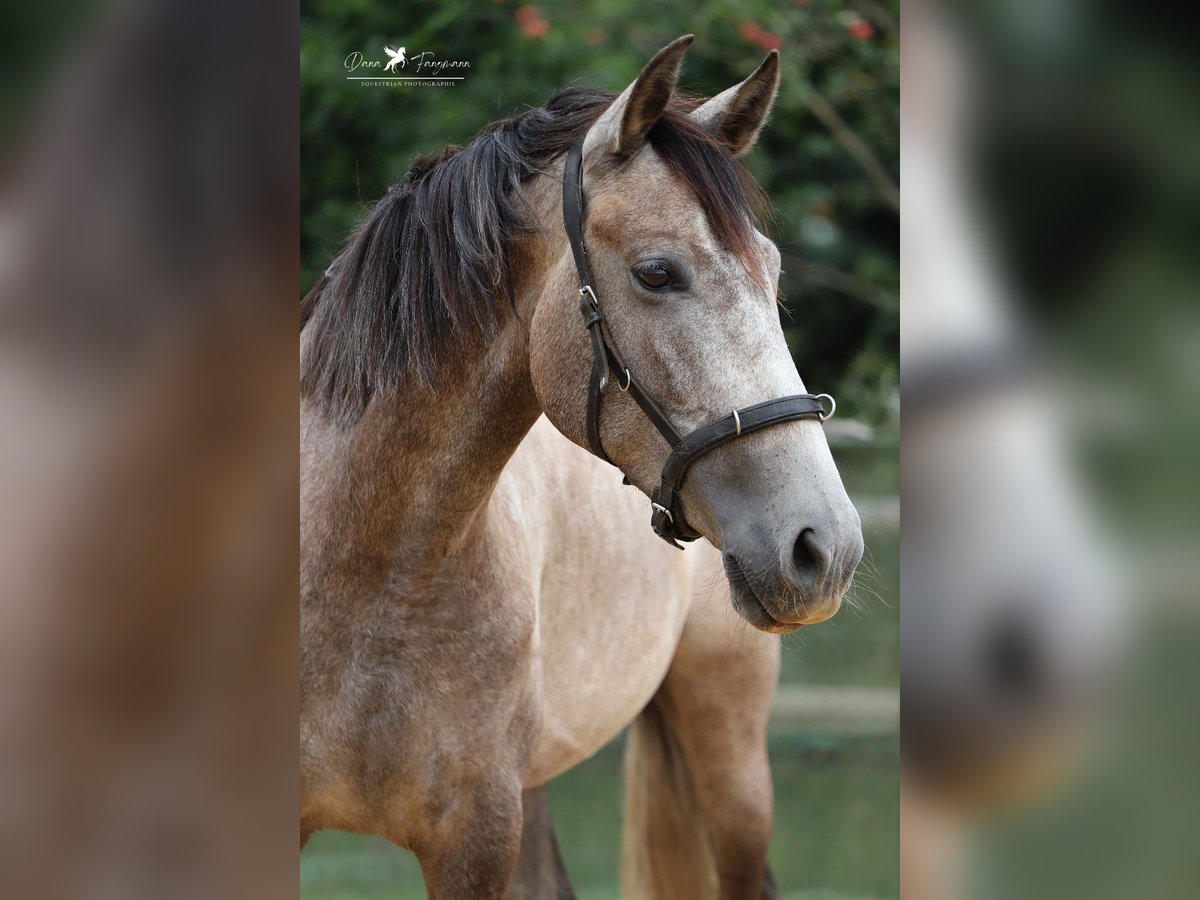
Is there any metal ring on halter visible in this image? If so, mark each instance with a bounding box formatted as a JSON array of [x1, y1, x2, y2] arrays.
[[617, 368, 632, 391], [579, 285, 598, 309], [733, 409, 742, 436], [651, 502, 674, 523], [815, 393, 837, 421]]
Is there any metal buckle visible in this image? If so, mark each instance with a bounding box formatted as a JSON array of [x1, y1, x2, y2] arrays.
[[579, 285, 598, 310], [733, 408, 742, 436], [617, 368, 632, 391], [815, 393, 837, 421], [651, 501, 674, 524]]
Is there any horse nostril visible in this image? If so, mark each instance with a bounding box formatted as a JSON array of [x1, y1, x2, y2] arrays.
[[983, 614, 1042, 703], [791, 527, 827, 582]]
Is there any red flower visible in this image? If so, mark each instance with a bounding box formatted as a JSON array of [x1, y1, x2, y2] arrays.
[[755, 30, 784, 51], [847, 18, 874, 41], [739, 21, 762, 42], [739, 20, 783, 51], [515, 5, 549, 38], [521, 18, 549, 38]]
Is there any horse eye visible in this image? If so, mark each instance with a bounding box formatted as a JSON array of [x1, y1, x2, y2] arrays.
[[634, 263, 673, 290]]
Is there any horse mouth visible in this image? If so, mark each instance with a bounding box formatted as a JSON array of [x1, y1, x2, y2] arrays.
[[723, 554, 804, 635]]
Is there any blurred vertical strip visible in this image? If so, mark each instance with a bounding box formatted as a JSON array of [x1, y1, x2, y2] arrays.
[[902, 1, 1198, 898], [0, 1, 298, 898]]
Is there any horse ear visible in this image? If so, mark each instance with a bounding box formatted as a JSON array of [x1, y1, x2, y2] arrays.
[[690, 50, 780, 157], [583, 34, 693, 159]]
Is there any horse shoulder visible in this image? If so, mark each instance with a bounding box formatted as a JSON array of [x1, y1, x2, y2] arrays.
[[501, 419, 696, 784]]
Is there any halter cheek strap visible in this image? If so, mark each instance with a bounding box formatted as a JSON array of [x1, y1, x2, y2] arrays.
[[563, 145, 683, 460], [562, 138, 835, 548]]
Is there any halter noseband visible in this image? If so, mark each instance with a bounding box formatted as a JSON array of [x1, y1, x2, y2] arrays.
[[562, 138, 835, 548]]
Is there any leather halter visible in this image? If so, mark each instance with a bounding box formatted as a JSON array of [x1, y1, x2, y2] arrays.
[[562, 138, 835, 548]]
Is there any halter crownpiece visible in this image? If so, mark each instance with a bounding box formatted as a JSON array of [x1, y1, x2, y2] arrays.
[[562, 138, 835, 548]]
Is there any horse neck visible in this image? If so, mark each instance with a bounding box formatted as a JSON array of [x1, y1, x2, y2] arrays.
[[304, 177, 558, 569]]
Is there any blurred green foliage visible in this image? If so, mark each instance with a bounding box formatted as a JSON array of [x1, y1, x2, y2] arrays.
[[301, 0, 898, 426]]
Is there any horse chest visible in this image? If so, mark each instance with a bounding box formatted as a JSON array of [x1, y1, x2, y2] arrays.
[[301, 573, 541, 838]]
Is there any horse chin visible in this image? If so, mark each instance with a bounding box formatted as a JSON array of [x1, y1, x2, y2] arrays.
[[720, 554, 844, 628], [723, 559, 806, 635]]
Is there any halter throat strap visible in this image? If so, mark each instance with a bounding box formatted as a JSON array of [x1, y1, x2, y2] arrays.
[[561, 137, 833, 548]]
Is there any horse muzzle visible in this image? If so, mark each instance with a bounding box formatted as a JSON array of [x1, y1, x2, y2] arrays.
[[722, 515, 864, 633]]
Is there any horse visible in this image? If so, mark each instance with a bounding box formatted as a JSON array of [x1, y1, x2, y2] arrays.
[[300, 35, 864, 898]]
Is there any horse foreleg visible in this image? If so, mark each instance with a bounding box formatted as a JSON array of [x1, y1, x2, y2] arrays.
[[414, 779, 525, 900], [655, 596, 781, 900], [503, 785, 576, 900]]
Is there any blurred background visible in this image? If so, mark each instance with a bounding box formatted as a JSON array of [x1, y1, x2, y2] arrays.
[[901, 2, 1199, 899], [0, 2, 299, 898], [300, 1, 898, 899]]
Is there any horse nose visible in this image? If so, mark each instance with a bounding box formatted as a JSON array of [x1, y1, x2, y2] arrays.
[[786, 522, 864, 596]]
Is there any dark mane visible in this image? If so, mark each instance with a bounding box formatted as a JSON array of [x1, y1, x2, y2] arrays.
[[301, 86, 765, 423]]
